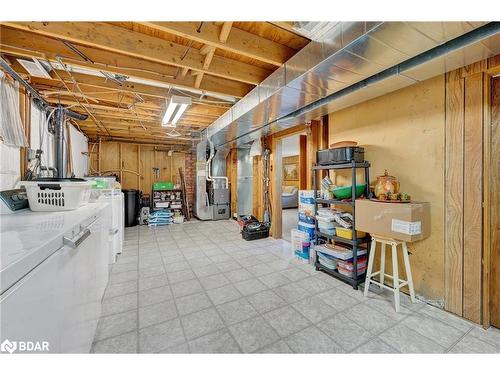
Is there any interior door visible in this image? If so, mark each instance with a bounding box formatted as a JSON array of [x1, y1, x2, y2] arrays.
[[490, 76, 500, 328]]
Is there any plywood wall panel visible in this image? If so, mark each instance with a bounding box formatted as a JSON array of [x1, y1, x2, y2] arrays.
[[463, 73, 484, 323], [100, 142, 120, 174], [140, 145, 155, 192], [444, 76, 465, 315], [329, 75, 446, 302], [173, 153, 185, 184], [93, 141, 187, 194], [121, 143, 139, 189]]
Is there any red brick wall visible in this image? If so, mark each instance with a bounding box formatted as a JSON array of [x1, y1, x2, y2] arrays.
[[184, 152, 196, 214]]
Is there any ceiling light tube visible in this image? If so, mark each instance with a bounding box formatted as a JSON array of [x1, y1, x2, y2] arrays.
[[171, 103, 189, 125], [162, 99, 177, 125], [162, 95, 192, 126]]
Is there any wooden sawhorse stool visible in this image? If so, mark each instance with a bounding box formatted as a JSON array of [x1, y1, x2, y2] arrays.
[[363, 235, 416, 312]]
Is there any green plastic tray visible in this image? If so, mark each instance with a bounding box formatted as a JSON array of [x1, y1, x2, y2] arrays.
[[153, 181, 174, 190]]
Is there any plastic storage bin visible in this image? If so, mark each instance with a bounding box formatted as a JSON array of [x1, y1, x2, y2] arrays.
[[22, 179, 93, 212], [335, 227, 366, 240]]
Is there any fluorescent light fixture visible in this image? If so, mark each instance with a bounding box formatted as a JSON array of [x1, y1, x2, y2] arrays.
[[172, 103, 189, 124], [162, 95, 192, 127]]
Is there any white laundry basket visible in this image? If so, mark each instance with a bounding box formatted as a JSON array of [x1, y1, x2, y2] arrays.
[[22, 179, 93, 211]]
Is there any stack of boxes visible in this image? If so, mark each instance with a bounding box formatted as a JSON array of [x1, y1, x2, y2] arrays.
[[291, 190, 316, 262]]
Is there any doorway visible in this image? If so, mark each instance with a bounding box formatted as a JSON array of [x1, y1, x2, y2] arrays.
[[280, 134, 301, 241]]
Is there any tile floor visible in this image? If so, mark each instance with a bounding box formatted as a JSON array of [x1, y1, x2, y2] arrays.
[[91, 220, 500, 354]]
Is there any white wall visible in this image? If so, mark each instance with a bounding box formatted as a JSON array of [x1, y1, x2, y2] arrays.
[[281, 134, 300, 157], [0, 143, 20, 190]]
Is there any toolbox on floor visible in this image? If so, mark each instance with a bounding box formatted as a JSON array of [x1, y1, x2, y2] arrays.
[[241, 222, 270, 241]]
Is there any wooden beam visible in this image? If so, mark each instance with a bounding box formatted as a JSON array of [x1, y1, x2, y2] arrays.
[[202, 46, 216, 70], [2, 22, 270, 85], [194, 73, 203, 89], [219, 22, 233, 43], [180, 67, 189, 78], [0, 27, 253, 98], [25, 73, 232, 111], [141, 22, 295, 67]]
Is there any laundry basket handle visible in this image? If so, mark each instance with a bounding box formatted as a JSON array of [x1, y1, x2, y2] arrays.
[[38, 184, 62, 190]]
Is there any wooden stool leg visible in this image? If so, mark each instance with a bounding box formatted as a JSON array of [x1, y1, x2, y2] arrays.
[[380, 243, 386, 288], [364, 239, 377, 297], [391, 243, 400, 312], [402, 242, 416, 303]]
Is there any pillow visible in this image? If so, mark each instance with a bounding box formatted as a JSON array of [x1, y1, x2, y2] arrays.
[[283, 186, 295, 194]]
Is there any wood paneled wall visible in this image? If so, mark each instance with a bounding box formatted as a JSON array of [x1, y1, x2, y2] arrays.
[[89, 141, 187, 193], [444, 57, 500, 324]]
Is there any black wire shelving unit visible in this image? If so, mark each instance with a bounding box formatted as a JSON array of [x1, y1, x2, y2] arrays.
[[312, 161, 372, 290]]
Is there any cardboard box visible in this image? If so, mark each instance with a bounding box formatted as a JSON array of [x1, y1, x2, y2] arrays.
[[355, 200, 430, 242]]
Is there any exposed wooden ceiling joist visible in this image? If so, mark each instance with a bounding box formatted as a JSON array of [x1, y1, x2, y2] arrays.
[[23, 73, 232, 110], [1, 22, 271, 85], [141, 22, 296, 67], [0, 27, 253, 98], [219, 22, 233, 43]]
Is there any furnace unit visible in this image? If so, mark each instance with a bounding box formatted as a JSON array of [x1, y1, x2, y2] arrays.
[[194, 139, 230, 220]]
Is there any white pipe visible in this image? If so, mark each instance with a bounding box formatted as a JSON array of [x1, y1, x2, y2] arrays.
[[206, 139, 228, 189]]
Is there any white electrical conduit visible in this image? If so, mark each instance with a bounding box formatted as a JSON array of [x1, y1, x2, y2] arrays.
[[205, 139, 228, 189]]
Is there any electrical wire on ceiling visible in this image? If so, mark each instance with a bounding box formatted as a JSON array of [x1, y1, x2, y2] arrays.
[[45, 57, 111, 136]]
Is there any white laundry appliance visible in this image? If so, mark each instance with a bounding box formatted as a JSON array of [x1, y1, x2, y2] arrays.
[[89, 188, 124, 264], [0, 202, 109, 353]]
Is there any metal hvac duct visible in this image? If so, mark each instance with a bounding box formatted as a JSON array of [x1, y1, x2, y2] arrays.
[[204, 21, 500, 149]]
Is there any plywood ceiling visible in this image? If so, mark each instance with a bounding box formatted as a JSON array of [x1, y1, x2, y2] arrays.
[[0, 22, 309, 147]]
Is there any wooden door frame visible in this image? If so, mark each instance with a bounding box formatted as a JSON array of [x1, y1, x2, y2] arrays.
[[484, 67, 500, 328], [269, 123, 316, 239]]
